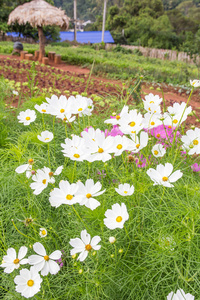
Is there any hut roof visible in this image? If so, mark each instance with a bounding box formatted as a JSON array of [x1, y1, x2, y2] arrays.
[[8, 0, 69, 30]]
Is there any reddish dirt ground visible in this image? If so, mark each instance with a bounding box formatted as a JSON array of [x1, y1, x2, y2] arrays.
[[0, 54, 200, 127]]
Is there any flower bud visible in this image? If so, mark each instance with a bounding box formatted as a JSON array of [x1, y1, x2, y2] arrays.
[[109, 237, 116, 244], [118, 249, 123, 254]]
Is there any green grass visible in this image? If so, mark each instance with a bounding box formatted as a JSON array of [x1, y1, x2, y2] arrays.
[[0, 69, 200, 299], [0, 41, 198, 86]]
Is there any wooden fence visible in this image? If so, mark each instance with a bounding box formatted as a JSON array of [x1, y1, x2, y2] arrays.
[[105, 43, 200, 65]]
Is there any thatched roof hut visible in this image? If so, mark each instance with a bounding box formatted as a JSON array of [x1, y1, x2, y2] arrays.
[[8, 0, 69, 59]]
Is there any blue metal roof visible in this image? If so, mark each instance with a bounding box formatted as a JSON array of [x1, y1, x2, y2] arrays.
[[59, 31, 114, 43], [7, 31, 115, 44]]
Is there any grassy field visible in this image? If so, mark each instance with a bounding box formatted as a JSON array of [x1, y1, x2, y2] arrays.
[[0, 64, 200, 299], [0, 41, 198, 85]]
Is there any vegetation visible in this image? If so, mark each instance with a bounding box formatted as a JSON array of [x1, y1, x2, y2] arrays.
[[0, 60, 200, 299], [0, 42, 198, 86]]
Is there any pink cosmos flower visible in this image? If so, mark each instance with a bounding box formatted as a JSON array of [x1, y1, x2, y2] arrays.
[[146, 124, 181, 144], [191, 163, 200, 172]]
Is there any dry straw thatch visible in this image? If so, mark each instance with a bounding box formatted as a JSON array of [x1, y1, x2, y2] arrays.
[[8, 0, 69, 29], [8, 0, 69, 59]]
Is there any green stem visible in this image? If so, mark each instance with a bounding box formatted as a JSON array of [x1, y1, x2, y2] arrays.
[[12, 220, 37, 241], [72, 205, 88, 230]]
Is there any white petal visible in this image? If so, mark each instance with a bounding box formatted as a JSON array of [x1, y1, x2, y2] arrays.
[[15, 164, 29, 174], [41, 261, 49, 276], [18, 246, 28, 260], [33, 242, 46, 256], [48, 260, 60, 275], [49, 250, 62, 260]]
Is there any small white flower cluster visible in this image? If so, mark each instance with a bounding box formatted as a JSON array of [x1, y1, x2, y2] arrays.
[[105, 95, 192, 130], [15, 159, 63, 195], [0, 243, 62, 298], [17, 94, 93, 126]]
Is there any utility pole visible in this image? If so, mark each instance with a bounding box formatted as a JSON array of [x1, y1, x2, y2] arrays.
[[101, 0, 107, 42], [74, 0, 77, 41]]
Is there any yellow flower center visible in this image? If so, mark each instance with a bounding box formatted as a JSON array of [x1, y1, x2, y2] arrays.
[[28, 158, 34, 164], [66, 194, 73, 200], [98, 148, 104, 153], [162, 176, 168, 181], [26, 116, 30, 120], [150, 101, 154, 104], [154, 150, 158, 155], [116, 115, 120, 120], [13, 258, 20, 264], [78, 108, 83, 111], [27, 280, 34, 287], [116, 216, 122, 222], [156, 133, 160, 138], [86, 193, 92, 198], [42, 179, 46, 184], [42, 230, 46, 235], [136, 144, 140, 148], [173, 119, 178, 124], [60, 109, 65, 113], [49, 172, 53, 176], [44, 255, 49, 261], [74, 154, 80, 158], [42, 109, 46, 112], [168, 125, 172, 129], [45, 138, 50, 141], [124, 191, 128, 194], [193, 139, 199, 145], [85, 244, 92, 251], [129, 121, 136, 127], [151, 121, 155, 125], [117, 144, 122, 149]]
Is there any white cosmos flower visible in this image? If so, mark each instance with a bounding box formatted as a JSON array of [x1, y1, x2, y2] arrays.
[[143, 112, 162, 129], [181, 128, 200, 155], [190, 79, 200, 87], [39, 228, 47, 238], [37, 130, 54, 143], [46, 95, 75, 121], [167, 289, 194, 300], [34, 103, 48, 114], [15, 158, 34, 179], [30, 166, 55, 195], [80, 97, 94, 116], [147, 163, 183, 187], [28, 242, 62, 276], [128, 131, 148, 153], [69, 229, 101, 262], [76, 179, 106, 210], [104, 203, 129, 230], [119, 109, 144, 135], [83, 128, 114, 162], [17, 109, 36, 125], [49, 180, 81, 208], [14, 266, 42, 298], [104, 105, 129, 125], [112, 135, 132, 156], [61, 135, 88, 161], [115, 183, 134, 196], [69, 95, 88, 115], [151, 144, 166, 157], [0, 246, 28, 273], [163, 102, 192, 127]]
